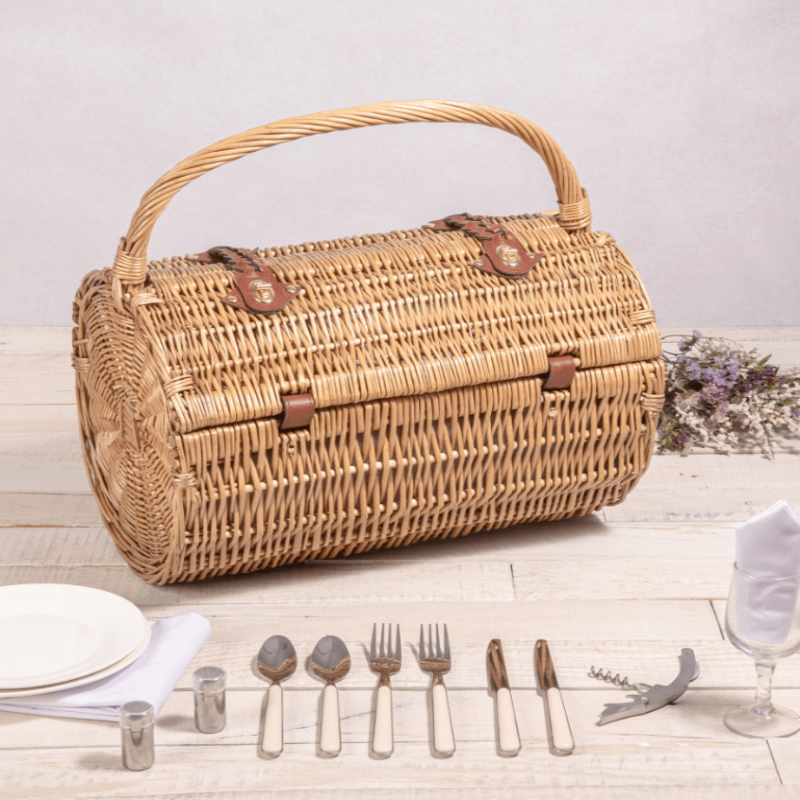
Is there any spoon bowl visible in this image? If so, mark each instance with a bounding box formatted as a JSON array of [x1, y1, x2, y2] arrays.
[[257, 635, 297, 757], [258, 635, 297, 683], [311, 635, 350, 756]]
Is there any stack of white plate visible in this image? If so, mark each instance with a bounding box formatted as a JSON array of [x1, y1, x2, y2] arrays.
[[0, 584, 150, 699]]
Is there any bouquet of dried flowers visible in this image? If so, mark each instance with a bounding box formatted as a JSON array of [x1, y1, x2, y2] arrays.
[[659, 331, 800, 456]]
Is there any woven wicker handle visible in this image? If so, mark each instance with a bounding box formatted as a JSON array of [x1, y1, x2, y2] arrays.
[[113, 100, 591, 284]]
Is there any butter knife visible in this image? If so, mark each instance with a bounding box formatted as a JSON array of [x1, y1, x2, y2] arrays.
[[486, 639, 521, 755], [534, 640, 574, 755]]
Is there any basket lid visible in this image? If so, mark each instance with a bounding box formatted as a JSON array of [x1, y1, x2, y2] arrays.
[[132, 215, 659, 435]]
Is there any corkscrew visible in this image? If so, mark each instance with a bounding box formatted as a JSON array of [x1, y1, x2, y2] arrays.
[[588, 666, 650, 693], [589, 648, 700, 725]]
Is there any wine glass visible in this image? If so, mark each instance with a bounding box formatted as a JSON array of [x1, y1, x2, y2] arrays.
[[724, 563, 800, 737]]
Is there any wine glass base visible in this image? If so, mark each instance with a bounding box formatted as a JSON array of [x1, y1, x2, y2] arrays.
[[724, 704, 800, 738]]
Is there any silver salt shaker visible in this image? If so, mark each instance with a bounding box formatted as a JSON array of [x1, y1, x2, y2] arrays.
[[193, 666, 227, 733], [119, 700, 155, 771]]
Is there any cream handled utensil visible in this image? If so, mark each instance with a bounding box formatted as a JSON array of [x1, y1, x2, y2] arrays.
[[487, 639, 521, 755], [534, 639, 574, 755], [311, 635, 351, 756], [257, 635, 297, 756], [368, 623, 402, 757], [418, 624, 455, 757]]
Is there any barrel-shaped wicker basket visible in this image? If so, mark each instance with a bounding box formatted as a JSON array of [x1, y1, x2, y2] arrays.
[[72, 100, 663, 584]]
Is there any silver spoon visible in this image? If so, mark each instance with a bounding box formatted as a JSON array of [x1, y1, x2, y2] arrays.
[[311, 635, 351, 756], [257, 635, 297, 756]]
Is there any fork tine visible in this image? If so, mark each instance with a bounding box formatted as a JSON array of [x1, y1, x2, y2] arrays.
[[395, 624, 402, 663], [380, 623, 385, 658], [419, 624, 425, 658], [435, 624, 442, 658], [370, 622, 377, 660], [443, 623, 451, 661], [428, 624, 433, 659]]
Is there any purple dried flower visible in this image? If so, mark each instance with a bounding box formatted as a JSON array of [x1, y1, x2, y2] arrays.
[[686, 360, 702, 380], [659, 332, 800, 456], [701, 385, 729, 405]]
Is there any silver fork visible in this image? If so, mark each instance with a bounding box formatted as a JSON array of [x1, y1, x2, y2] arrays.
[[418, 623, 455, 756], [368, 623, 402, 757]]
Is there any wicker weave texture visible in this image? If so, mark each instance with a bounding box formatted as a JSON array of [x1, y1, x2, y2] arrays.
[[72, 101, 664, 584]]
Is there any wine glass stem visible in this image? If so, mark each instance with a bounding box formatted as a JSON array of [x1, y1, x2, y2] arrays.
[[754, 662, 776, 717]]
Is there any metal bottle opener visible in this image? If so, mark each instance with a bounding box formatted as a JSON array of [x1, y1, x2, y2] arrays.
[[592, 647, 700, 726]]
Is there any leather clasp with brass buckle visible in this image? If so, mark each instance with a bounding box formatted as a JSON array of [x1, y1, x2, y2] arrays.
[[195, 246, 301, 316], [425, 213, 543, 280]]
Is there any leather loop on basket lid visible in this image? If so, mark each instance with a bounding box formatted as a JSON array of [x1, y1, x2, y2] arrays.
[[280, 394, 315, 431], [425, 214, 543, 280], [543, 356, 576, 390], [195, 247, 301, 316]]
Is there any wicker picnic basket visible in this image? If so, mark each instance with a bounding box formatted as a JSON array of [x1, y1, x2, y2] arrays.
[[72, 100, 664, 584]]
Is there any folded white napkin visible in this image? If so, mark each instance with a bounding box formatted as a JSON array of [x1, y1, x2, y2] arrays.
[[0, 612, 211, 722], [735, 500, 800, 643]]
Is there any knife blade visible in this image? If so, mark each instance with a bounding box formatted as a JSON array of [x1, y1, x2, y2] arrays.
[[486, 639, 521, 755], [534, 639, 574, 755]]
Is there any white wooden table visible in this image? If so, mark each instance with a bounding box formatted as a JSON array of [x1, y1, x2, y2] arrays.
[[2, 326, 800, 800]]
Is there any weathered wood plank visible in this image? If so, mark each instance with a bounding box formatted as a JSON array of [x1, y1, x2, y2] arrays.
[[0, 355, 75, 405], [0, 494, 102, 527], [735, 341, 800, 368], [144, 600, 721, 649], [78, 788, 800, 800], [0, 405, 78, 433], [606, 457, 800, 520], [0, 528, 122, 566], [0, 563, 515, 605], [512, 558, 730, 601], [761, 735, 800, 784], [0, 521, 738, 567], [0, 722, 778, 800], [604, 488, 800, 522], [0, 593, 717, 651], [0, 433, 88, 495], [0, 327, 71, 354], [637, 454, 800, 489]]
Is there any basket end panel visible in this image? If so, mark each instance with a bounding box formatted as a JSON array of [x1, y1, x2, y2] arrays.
[[73, 269, 186, 585]]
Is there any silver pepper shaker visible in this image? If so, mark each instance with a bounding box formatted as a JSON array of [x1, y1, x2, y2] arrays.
[[193, 666, 227, 733], [119, 700, 155, 771]]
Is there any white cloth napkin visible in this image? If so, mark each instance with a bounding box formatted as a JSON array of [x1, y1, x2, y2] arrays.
[[0, 612, 211, 721], [735, 500, 800, 643]]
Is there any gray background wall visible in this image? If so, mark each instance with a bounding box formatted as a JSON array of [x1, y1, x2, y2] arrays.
[[1, 0, 798, 328]]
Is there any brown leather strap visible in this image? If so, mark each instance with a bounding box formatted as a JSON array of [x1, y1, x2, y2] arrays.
[[279, 394, 315, 430], [425, 214, 543, 280], [196, 247, 301, 316], [543, 356, 576, 390]]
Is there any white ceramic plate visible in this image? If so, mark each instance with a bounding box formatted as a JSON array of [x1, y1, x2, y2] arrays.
[[0, 616, 152, 698], [0, 584, 147, 688]]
